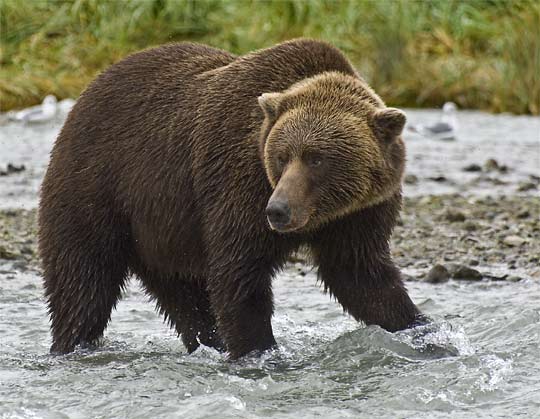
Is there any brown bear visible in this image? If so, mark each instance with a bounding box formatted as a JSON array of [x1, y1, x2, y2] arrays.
[[38, 39, 425, 359]]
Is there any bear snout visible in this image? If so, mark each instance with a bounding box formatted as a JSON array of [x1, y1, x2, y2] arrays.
[[265, 199, 291, 230]]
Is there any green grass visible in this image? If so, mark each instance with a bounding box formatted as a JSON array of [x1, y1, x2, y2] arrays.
[[1, 0, 539, 114]]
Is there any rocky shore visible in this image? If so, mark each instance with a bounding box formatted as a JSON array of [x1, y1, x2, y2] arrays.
[[2, 194, 538, 282]]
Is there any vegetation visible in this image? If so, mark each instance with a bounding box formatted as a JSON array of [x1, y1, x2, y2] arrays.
[[1, 0, 539, 114]]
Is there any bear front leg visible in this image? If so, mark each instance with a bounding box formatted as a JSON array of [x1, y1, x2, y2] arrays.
[[207, 263, 277, 359], [317, 259, 423, 332], [312, 202, 426, 332]]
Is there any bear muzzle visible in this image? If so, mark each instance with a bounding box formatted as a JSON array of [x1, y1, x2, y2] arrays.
[[266, 169, 312, 233]]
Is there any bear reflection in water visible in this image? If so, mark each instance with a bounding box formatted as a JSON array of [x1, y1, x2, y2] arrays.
[[38, 39, 428, 359]]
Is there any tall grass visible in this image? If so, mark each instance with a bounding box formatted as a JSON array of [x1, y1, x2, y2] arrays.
[[1, 0, 538, 114]]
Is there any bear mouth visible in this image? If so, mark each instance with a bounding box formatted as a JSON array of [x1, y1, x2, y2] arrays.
[[267, 216, 309, 233]]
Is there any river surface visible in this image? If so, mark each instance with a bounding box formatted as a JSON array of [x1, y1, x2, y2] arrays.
[[0, 108, 539, 418]]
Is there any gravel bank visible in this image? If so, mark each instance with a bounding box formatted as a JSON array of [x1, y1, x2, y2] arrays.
[[2, 194, 538, 281]]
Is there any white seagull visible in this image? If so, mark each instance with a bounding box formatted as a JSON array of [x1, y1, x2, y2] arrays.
[[11, 95, 58, 124], [408, 102, 458, 140]]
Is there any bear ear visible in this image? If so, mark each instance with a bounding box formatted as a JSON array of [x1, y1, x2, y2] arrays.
[[258, 92, 284, 120], [371, 108, 406, 143]]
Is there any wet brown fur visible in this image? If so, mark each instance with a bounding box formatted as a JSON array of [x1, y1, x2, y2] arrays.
[[39, 39, 423, 359]]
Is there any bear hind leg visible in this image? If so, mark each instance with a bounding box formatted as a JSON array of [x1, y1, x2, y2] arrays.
[[43, 245, 129, 354], [138, 274, 224, 353]]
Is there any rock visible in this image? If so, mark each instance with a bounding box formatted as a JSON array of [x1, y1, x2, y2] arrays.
[[462, 163, 482, 172], [0, 163, 26, 176], [0, 245, 18, 260], [402, 273, 418, 282], [445, 210, 466, 222], [404, 174, 418, 185], [452, 265, 483, 281], [517, 209, 530, 219], [7, 163, 26, 173], [429, 175, 447, 182], [484, 158, 508, 173], [463, 221, 478, 231], [506, 275, 523, 282], [503, 235, 527, 247], [424, 264, 450, 284], [483, 272, 508, 281], [517, 182, 537, 192], [20, 245, 34, 256]]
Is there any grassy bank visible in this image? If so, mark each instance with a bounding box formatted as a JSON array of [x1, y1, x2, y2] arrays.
[[1, 0, 539, 114]]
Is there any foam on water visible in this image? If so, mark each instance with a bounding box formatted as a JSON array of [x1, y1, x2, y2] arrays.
[[3, 265, 538, 418]]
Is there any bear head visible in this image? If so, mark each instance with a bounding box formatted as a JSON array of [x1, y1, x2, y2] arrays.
[[258, 71, 406, 233]]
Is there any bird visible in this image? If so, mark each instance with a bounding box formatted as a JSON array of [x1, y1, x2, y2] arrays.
[[10, 95, 58, 124], [408, 102, 458, 140]]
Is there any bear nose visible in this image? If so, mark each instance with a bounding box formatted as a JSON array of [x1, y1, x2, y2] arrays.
[[265, 199, 291, 226]]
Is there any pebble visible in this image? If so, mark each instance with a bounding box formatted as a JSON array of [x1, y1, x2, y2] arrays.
[[463, 220, 478, 231], [517, 210, 530, 219], [503, 235, 527, 247], [483, 272, 508, 281], [402, 273, 418, 282], [0, 163, 26, 176], [484, 158, 508, 173], [462, 163, 482, 172], [424, 264, 450, 284], [445, 210, 466, 222], [429, 175, 447, 182], [404, 174, 418, 185], [0, 245, 17, 260], [517, 182, 537, 192], [452, 265, 483, 281]]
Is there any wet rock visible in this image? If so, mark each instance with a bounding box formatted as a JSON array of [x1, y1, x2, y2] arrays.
[[483, 272, 508, 281], [0, 163, 26, 176], [506, 275, 523, 282], [517, 209, 530, 219], [7, 163, 26, 173], [424, 264, 450, 284], [445, 210, 466, 222], [483, 176, 508, 185], [463, 221, 478, 231], [517, 182, 537, 192], [462, 163, 482, 172], [429, 175, 447, 182], [402, 273, 417, 282], [503, 235, 527, 247], [484, 158, 508, 173], [0, 269, 16, 274], [452, 265, 483, 281], [0, 245, 18, 260], [404, 174, 418, 185], [20, 245, 34, 256]]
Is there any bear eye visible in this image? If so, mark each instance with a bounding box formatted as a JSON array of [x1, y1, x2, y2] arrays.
[[307, 156, 323, 168], [276, 154, 288, 169]]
